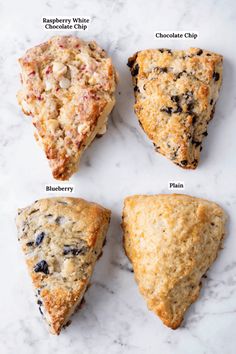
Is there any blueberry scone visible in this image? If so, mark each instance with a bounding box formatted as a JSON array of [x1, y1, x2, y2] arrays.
[[17, 36, 117, 180], [16, 197, 111, 334], [128, 48, 223, 168], [122, 194, 226, 329]]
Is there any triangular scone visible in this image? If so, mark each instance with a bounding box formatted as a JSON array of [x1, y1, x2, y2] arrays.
[[17, 36, 117, 180], [16, 197, 111, 334], [122, 194, 226, 329], [128, 48, 223, 169]]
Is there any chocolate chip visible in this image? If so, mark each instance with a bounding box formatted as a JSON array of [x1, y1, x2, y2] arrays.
[[180, 160, 188, 166], [192, 114, 197, 124], [187, 133, 192, 140], [134, 85, 140, 92], [35, 232, 45, 246], [55, 216, 65, 225], [206, 53, 211, 56], [34, 260, 49, 275], [171, 95, 179, 103], [159, 48, 172, 54], [26, 241, 34, 247], [210, 99, 213, 105], [203, 131, 208, 136], [176, 71, 186, 79], [131, 63, 139, 76], [63, 245, 87, 256], [159, 67, 168, 73], [213, 72, 220, 81], [187, 103, 194, 112], [38, 306, 44, 316], [160, 107, 172, 115], [200, 146, 203, 151], [197, 49, 203, 56], [37, 299, 43, 306], [153, 143, 160, 152], [192, 140, 201, 147]]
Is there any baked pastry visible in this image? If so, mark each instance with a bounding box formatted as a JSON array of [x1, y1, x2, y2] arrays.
[[17, 36, 117, 180], [16, 197, 111, 334], [128, 48, 223, 169], [122, 194, 226, 329]]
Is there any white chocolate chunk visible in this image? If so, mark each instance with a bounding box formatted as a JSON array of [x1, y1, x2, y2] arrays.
[[45, 80, 52, 91], [53, 62, 67, 77], [62, 259, 76, 277], [59, 77, 71, 89]]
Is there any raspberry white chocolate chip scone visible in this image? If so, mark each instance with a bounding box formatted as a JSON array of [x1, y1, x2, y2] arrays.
[[16, 197, 111, 334], [128, 48, 223, 169], [17, 36, 117, 180], [122, 194, 226, 329]]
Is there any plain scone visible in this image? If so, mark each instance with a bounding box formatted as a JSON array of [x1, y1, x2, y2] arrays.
[[128, 48, 223, 169], [16, 197, 111, 334], [122, 194, 226, 329], [17, 36, 117, 180]]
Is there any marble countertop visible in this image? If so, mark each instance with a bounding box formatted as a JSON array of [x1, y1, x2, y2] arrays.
[[1, 0, 236, 353]]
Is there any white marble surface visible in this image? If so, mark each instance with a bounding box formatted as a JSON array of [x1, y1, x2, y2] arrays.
[[0, 0, 236, 353]]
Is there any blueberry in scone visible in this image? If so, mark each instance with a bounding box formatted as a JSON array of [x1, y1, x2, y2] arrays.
[[128, 48, 223, 169], [16, 197, 111, 334], [17, 36, 118, 180], [122, 194, 226, 329]]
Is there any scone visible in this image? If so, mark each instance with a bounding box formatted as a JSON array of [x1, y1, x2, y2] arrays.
[[16, 197, 111, 334], [128, 48, 223, 169], [122, 194, 226, 329], [17, 36, 117, 180]]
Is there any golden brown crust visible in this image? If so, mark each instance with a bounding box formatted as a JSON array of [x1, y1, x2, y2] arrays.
[[17, 36, 117, 180], [16, 197, 111, 334], [122, 194, 226, 329], [128, 48, 223, 169]]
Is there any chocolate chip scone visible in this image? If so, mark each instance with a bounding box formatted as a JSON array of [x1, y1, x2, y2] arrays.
[[16, 197, 111, 334], [17, 36, 117, 180], [122, 194, 226, 329], [128, 48, 223, 169]]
